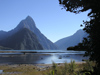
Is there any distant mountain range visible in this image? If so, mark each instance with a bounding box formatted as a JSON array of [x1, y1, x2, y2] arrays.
[[0, 16, 88, 50], [0, 16, 58, 50], [55, 29, 88, 50]]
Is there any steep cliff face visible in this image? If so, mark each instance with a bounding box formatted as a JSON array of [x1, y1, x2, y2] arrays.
[[0, 31, 7, 41], [14, 16, 58, 50], [55, 29, 88, 50], [0, 28, 43, 50], [0, 16, 58, 50]]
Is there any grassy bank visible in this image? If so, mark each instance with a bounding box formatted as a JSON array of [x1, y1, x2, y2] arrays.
[[45, 60, 95, 75], [0, 61, 95, 75]]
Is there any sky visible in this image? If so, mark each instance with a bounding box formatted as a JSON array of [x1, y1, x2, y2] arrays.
[[0, 0, 90, 42]]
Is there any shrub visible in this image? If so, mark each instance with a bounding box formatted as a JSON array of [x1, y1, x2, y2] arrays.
[[69, 60, 76, 73]]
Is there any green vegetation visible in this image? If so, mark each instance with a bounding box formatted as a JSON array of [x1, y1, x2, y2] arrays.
[[67, 43, 87, 51], [0, 61, 95, 75], [45, 60, 95, 75], [59, 0, 100, 74], [0, 64, 42, 75], [67, 46, 75, 50]]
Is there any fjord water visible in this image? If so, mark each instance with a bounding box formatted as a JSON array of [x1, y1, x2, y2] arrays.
[[0, 50, 88, 64]]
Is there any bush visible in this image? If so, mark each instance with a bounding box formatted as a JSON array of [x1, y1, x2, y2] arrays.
[[83, 60, 94, 72], [46, 60, 95, 75], [69, 60, 76, 73]]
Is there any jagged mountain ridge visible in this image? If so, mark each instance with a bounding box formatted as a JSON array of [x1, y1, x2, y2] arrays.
[[55, 29, 88, 50], [0, 28, 43, 50], [0, 16, 58, 50], [14, 16, 58, 50]]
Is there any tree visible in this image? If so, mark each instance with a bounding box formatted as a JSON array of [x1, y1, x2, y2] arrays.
[[59, 0, 100, 74]]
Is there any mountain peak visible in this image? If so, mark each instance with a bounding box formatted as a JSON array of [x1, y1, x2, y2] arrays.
[[25, 16, 33, 20], [15, 16, 36, 32], [55, 29, 87, 50], [1, 16, 58, 50]]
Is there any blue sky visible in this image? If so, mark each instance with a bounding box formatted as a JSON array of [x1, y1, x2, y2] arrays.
[[0, 0, 90, 42]]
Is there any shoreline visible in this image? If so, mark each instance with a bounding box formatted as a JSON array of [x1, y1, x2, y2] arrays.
[[34, 61, 86, 67], [0, 61, 86, 68], [0, 61, 87, 74]]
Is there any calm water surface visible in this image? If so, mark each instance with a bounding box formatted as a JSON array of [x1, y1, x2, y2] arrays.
[[0, 50, 89, 64]]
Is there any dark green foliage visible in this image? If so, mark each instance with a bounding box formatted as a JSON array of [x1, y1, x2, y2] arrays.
[[83, 60, 94, 72], [69, 60, 76, 73], [67, 46, 75, 50], [59, 0, 100, 74], [52, 62, 57, 75], [62, 62, 68, 75], [46, 61, 94, 75], [59, 0, 100, 15], [0, 28, 43, 50], [67, 43, 87, 51]]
